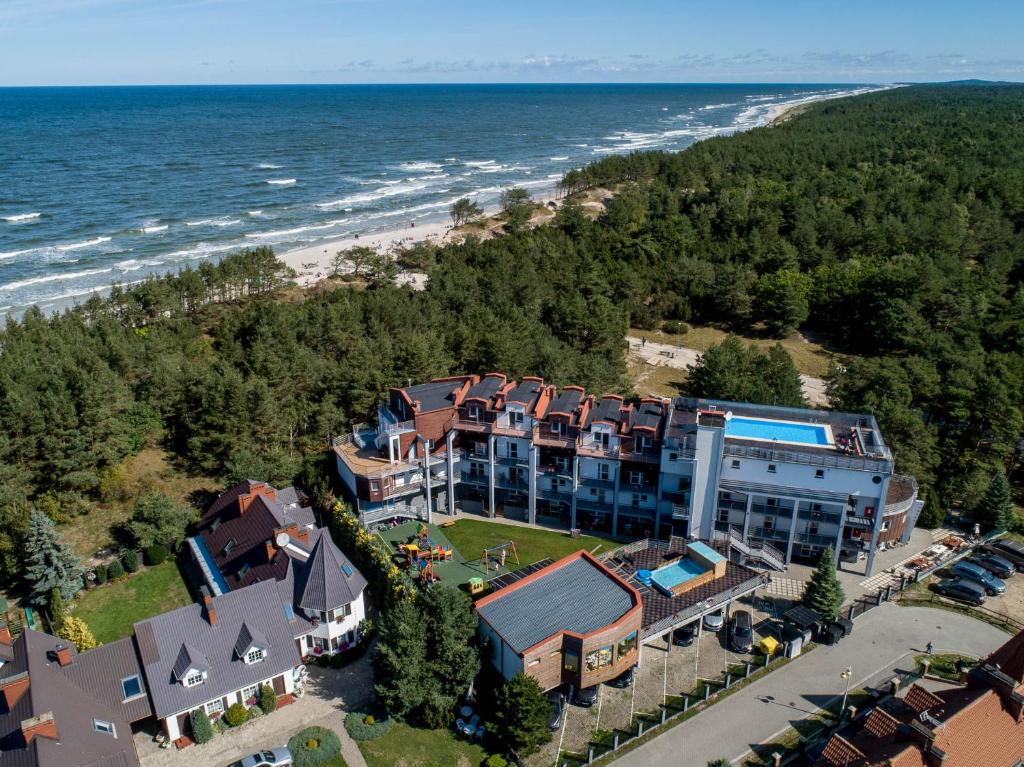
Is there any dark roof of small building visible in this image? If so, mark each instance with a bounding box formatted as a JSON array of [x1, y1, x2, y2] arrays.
[[402, 379, 465, 412], [0, 630, 140, 767], [547, 388, 584, 417], [293, 534, 367, 614], [506, 379, 544, 411], [585, 396, 625, 429], [628, 400, 665, 433], [476, 552, 639, 654], [465, 374, 505, 403], [135, 579, 300, 719]]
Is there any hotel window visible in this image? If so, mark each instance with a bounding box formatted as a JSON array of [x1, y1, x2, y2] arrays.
[[238, 563, 251, 578], [812, 503, 822, 511], [510, 411, 524, 426], [815, 469, 825, 479], [555, 456, 569, 472], [669, 452, 678, 462], [767, 464, 777, 473], [508, 442, 519, 458], [595, 431, 610, 448], [468, 405, 480, 420], [639, 436, 652, 450], [717, 509, 730, 523], [731, 459, 741, 469], [767, 498, 777, 507], [564, 651, 580, 673], [93, 719, 116, 736], [881, 519, 892, 532], [121, 675, 143, 701], [764, 517, 775, 531], [809, 522, 819, 536], [246, 648, 265, 664], [205, 698, 224, 715], [598, 464, 610, 481], [629, 470, 642, 485], [185, 671, 205, 688], [617, 632, 638, 659], [223, 539, 237, 555]]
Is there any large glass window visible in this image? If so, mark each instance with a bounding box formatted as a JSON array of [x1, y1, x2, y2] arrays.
[[564, 651, 579, 673], [121, 675, 143, 700], [185, 671, 204, 687], [205, 698, 224, 715], [617, 632, 638, 659], [246, 648, 265, 664], [586, 645, 613, 671]]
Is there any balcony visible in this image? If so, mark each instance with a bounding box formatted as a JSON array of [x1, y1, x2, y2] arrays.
[[661, 490, 690, 505], [749, 526, 790, 543], [795, 532, 838, 546], [538, 463, 573, 478], [576, 439, 620, 459], [619, 445, 661, 465], [534, 424, 579, 449], [621, 482, 657, 498], [461, 472, 489, 487], [797, 510, 842, 525], [495, 475, 529, 492], [454, 415, 492, 434], [575, 497, 614, 513], [751, 503, 794, 518], [670, 504, 690, 520], [378, 418, 415, 436], [579, 476, 615, 491], [536, 486, 572, 502], [884, 474, 919, 516], [722, 443, 893, 473]]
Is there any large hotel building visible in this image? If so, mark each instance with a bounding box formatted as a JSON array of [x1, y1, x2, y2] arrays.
[[333, 373, 921, 576]]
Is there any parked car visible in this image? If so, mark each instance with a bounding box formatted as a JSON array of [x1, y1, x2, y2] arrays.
[[970, 552, 1016, 579], [672, 624, 697, 646], [547, 689, 566, 730], [950, 561, 1006, 595], [839, 549, 866, 564], [573, 685, 599, 707], [729, 610, 754, 653], [984, 540, 1024, 568], [703, 611, 725, 632], [934, 578, 987, 606], [607, 666, 635, 688], [227, 748, 292, 767]]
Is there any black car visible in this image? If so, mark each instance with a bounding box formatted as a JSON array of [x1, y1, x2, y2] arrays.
[[970, 552, 1016, 579], [547, 690, 565, 730], [729, 610, 754, 654], [934, 578, 987, 606], [607, 666, 635, 688], [672, 624, 697, 647], [573, 685, 599, 707], [984, 540, 1024, 568]]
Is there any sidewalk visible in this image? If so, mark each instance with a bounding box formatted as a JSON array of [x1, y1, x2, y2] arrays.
[[608, 603, 1008, 767]]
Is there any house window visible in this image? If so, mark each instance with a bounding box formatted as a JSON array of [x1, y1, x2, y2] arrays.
[[93, 719, 116, 736], [121, 675, 143, 701], [617, 632, 638, 659], [246, 648, 265, 664], [242, 684, 259, 702], [629, 470, 642, 485], [669, 452, 678, 462], [528, 658, 540, 667], [238, 563, 251, 578], [564, 651, 580, 673], [205, 698, 224, 715], [338, 603, 353, 619], [185, 671, 205, 688], [767, 464, 777, 474], [223, 539, 236, 555], [370, 480, 380, 493], [815, 469, 825, 479], [731, 459, 741, 469]]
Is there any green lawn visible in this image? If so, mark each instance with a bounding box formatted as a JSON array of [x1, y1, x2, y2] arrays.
[[444, 518, 621, 568], [358, 722, 488, 767], [72, 561, 192, 643]]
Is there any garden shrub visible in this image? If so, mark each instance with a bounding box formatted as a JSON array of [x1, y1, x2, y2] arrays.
[[190, 709, 214, 744], [259, 683, 277, 714], [224, 702, 250, 727], [106, 559, 124, 580], [344, 709, 394, 741], [144, 544, 168, 566], [484, 756, 509, 767], [93, 563, 107, 585], [287, 726, 341, 766], [121, 549, 139, 573]]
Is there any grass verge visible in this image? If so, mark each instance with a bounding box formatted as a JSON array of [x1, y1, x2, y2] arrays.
[[72, 560, 192, 643], [914, 653, 976, 682], [357, 722, 488, 767], [443, 518, 621, 569]]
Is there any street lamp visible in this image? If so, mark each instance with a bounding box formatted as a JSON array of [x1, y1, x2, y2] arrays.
[[840, 666, 853, 720]]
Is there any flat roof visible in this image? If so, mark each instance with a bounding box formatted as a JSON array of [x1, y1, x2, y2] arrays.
[[476, 552, 638, 654], [687, 541, 725, 565]]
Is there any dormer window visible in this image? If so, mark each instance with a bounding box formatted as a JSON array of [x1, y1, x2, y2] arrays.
[[246, 648, 265, 664], [468, 405, 480, 420], [223, 538, 237, 555], [93, 719, 116, 736], [185, 671, 205, 687], [238, 563, 251, 578]]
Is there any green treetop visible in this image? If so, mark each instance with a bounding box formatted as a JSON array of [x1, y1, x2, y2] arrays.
[[493, 673, 553, 759], [803, 546, 844, 621], [973, 470, 1014, 532], [23, 511, 82, 605]]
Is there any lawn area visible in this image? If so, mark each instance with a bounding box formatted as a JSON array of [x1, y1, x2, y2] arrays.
[[630, 324, 837, 378], [915, 653, 976, 682], [444, 518, 621, 568], [72, 561, 192, 643], [628, 357, 686, 399], [358, 722, 488, 767]]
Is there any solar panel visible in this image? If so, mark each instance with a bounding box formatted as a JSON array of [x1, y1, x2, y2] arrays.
[[342, 563, 353, 576], [487, 558, 554, 591]]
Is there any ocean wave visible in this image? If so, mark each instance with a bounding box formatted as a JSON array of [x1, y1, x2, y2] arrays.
[[316, 179, 433, 210], [257, 163, 282, 169], [0, 266, 117, 291], [140, 224, 169, 234], [0, 248, 34, 260], [186, 217, 241, 227], [698, 102, 738, 111], [549, 156, 569, 161], [464, 160, 497, 168], [399, 161, 443, 172], [245, 218, 348, 239], [56, 236, 112, 252], [248, 210, 264, 217], [3, 212, 40, 223], [266, 178, 297, 185], [159, 241, 245, 261]]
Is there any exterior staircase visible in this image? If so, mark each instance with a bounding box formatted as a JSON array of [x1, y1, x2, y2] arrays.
[[713, 525, 787, 571]]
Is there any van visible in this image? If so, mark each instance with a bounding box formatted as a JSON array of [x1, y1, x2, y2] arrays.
[[986, 540, 1024, 568], [950, 561, 1005, 595]]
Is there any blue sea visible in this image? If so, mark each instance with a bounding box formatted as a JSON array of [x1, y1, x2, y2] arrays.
[[0, 83, 874, 313]]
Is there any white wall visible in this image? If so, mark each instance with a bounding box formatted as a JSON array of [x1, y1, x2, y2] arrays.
[[163, 669, 297, 740]]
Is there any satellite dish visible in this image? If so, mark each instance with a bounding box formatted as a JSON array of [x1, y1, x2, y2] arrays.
[[276, 532, 290, 548], [724, 411, 733, 421]]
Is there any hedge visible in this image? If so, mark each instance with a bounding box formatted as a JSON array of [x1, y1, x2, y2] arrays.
[[259, 683, 277, 714], [93, 563, 108, 585], [144, 544, 168, 566], [287, 726, 342, 767], [343, 709, 394, 741], [107, 559, 124, 580], [121, 549, 139, 573], [190, 709, 214, 744]]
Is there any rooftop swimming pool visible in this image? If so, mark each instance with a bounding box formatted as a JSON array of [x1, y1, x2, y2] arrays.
[[724, 415, 832, 447], [646, 558, 706, 595]]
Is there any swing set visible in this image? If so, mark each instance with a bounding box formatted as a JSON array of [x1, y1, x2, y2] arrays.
[[481, 540, 520, 575]]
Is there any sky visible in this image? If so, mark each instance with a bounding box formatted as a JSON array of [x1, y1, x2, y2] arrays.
[[1, 0, 1023, 86]]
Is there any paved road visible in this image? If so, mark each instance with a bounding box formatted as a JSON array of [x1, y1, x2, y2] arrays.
[[609, 604, 1009, 767]]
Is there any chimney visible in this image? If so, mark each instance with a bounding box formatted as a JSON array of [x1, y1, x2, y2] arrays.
[[53, 643, 72, 667], [204, 595, 217, 626], [0, 623, 11, 645], [265, 539, 277, 562], [21, 712, 58, 744], [294, 528, 310, 546], [1, 671, 30, 709], [238, 493, 255, 515]]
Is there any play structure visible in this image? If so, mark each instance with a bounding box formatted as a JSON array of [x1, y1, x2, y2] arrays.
[[481, 541, 520, 575], [396, 524, 454, 585]]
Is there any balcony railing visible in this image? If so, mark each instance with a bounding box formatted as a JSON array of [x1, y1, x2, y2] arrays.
[[533, 424, 579, 449], [884, 474, 919, 516], [749, 526, 790, 543], [795, 532, 838, 546], [670, 504, 690, 520], [576, 439, 620, 459], [378, 418, 415, 436], [494, 475, 529, 492], [723, 443, 893, 473], [661, 490, 690, 505], [461, 473, 489, 487], [575, 497, 614, 513], [537, 463, 573, 477], [579, 476, 615, 490]]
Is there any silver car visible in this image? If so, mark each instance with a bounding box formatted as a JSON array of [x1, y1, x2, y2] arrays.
[[227, 747, 292, 767]]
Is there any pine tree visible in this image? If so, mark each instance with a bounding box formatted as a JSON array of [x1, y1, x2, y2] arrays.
[[23, 511, 82, 605], [493, 674, 552, 759], [49, 587, 66, 633], [372, 599, 427, 718], [58, 616, 98, 651], [973, 471, 1014, 532], [802, 546, 844, 621], [917, 492, 945, 529]]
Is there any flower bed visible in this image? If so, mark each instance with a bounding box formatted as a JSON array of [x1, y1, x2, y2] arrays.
[[344, 709, 394, 741], [288, 726, 342, 767]]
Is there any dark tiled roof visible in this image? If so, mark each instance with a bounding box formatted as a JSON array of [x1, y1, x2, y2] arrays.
[[585, 396, 625, 428], [628, 401, 665, 432], [506, 379, 543, 411], [293, 534, 367, 613], [0, 630, 140, 767], [548, 388, 584, 417], [402, 379, 465, 412], [477, 553, 637, 653], [465, 375, 504, 403], [61, 636, 152, 723], [233, 623, 267, 658], [135, 580, 300, 719], [171, 643, 209, 680]]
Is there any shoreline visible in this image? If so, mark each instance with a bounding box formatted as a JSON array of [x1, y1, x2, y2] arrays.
[[282, 85, 894, 289]]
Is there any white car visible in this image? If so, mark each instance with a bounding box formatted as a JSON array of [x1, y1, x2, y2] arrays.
[[227, 747, 292, 767], [703, 611, 724, 631]]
